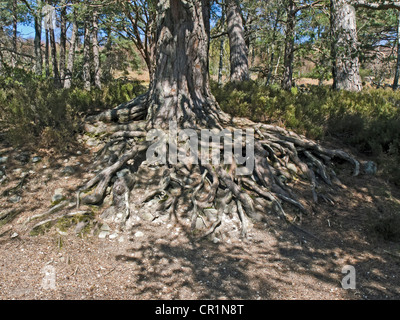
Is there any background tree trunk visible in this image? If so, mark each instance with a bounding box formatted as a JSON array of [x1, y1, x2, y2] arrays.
[[45, 29, 50, 77], [146, 0, 225, 129], [34, 10, 42, 76], [331, 0, 362, 91], [282, 0, 296, 90], [393, 11, 400, 90], [226, 0, 249, 82], [92, 10, 102, 89], [266, 8, 282, 86], [49, 26, 60, 86], [218, 0, 226, 87], [59, 5, 67, 85], [12, 0, 17, 68], [64, 16, 78, 89], [83, 22, 91, 91]]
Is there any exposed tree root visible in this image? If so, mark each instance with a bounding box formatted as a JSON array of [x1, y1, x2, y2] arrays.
[[27, 96, 362, 240]]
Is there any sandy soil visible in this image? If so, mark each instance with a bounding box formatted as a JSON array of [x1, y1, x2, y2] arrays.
[[1, 134, 400, 300]]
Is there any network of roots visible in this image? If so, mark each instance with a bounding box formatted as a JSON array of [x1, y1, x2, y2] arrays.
[[69, 100, 360, 239]]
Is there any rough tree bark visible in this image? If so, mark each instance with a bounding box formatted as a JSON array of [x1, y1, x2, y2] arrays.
[[92, 10, 102, 89], [83, 22, 91, 91], [218, 0, 226, 87], [226, 0, 249, 82], [64, 16, 78, 89], [34, 10, 42, 76], [49, 26, 60, 86], [145, 0, 226, 129], [331, 0, 363, 92], [45, 28, 50, 77], [393, 11, 400, 90], [266, 8, 283, 86], [11, 0, 17, 68], [282, 0, 296, 91], [59, 5, 67, 85]]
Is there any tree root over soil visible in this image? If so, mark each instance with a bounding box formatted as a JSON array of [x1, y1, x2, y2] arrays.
[[25, 98, 361, 240], [40, 97, 360, 242]]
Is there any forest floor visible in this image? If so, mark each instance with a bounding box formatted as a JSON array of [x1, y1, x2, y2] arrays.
[[1, 126, 400, 300]]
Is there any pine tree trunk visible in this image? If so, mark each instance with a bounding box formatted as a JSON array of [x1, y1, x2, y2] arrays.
[[59, 6, 67, 85], [64, 16, 78, 89], [83, 23, 91, 91], [331, 0, 362, 92], [92, 10, 102, 89], [146, 0, 226, 129], [102, 26, 113, 83], [282, 1, 296, 91], [218, 1, 226, 87], [393, 12, 400, 90], [49, 27, 60, 86], [226, 0, 249, 82], [34, 13, 42, 76], [45, 29, 50, 77], [12, 0, 17, 68], [266, 8, 282, 86]]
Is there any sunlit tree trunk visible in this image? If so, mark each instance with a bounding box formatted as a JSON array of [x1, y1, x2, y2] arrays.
[[64, 16, 78, 89], [331, 0, 362, 91], [226, 0, 249, 82], [146, 0, 226, 129], [282, 0, 296, 90], [92, 10, 102, 89]]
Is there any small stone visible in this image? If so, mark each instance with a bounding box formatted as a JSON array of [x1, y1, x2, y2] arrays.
[[212, 237, 221, 244], [362, 161, 377, 176], [11, 232, 19, 239], [118, 236, 125, 243], [86, 139, 99, 147], [9, 195, 22, 203], [62, 166, 76, 176], [101, 224, 111, 232], [98, 231, 110, 239], [195, 217, 206, 230], [0, 156, 8, 164], [52, 188, 66, 203], [116, 213, 124, 220], [134, 231, 144, 238], [109, 233, 118, 240], [75, 221, 89, 234], [141, 212, 155, 222], [32, 156, 42, 163]]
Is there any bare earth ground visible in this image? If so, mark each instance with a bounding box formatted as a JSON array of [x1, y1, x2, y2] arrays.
[[1, 130, 400, 300]]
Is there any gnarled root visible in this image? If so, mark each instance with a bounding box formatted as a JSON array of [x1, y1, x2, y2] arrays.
[[69, 112, 361, 240], [30, 97, 361, 239]]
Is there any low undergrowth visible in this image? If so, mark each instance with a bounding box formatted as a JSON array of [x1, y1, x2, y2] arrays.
[[0, 75, 147, 152]]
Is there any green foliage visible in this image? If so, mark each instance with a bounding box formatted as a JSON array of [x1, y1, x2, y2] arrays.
[[0, 76, 147, 151], [212, 80, 400, 185]]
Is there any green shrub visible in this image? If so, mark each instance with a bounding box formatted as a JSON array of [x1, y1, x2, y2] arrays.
[[0, 77, 147, 151]]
